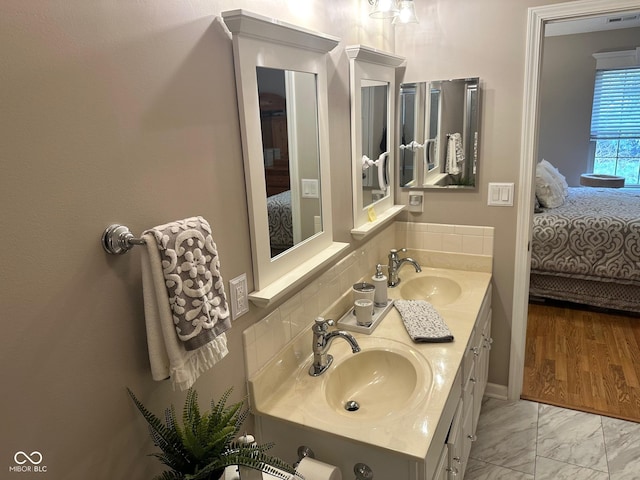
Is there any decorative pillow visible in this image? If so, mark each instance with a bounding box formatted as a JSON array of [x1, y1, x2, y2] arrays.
[[535, 160, 566, 208], [539, 159, 569, 197]]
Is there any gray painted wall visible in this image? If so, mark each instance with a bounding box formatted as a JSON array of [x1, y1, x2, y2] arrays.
[[538, 27, 640, 186]]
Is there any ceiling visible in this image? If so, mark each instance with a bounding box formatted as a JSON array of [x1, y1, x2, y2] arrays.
[[545, 11, 640, 36]]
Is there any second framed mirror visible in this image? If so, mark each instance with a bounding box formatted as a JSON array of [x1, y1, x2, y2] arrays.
[[346, 45, 405, 238]]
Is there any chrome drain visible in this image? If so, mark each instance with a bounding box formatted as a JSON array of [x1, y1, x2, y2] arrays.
[[345, 400, 360, 412]]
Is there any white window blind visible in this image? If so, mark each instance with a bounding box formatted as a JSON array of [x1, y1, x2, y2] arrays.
[[590, 67, 640, 139]]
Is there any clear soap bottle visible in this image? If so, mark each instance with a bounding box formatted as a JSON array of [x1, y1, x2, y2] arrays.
[[372, 263, 388, 307]]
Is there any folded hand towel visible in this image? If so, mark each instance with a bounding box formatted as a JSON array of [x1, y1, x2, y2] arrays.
[[394, 299, 454, 343], [141, 216, 230, 391]]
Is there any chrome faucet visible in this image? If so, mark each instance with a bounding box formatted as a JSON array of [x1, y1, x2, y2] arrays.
[[309, 318, 360, 376], [388, 248, 422, 287]]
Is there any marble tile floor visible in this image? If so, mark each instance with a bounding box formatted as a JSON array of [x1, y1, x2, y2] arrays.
[[466, 397, 640, 480]]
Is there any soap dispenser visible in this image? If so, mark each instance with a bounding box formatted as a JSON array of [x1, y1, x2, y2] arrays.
[[372, 264, 388, 307]]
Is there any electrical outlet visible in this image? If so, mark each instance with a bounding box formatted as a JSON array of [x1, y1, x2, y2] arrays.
[[229, 273, 249, 320]]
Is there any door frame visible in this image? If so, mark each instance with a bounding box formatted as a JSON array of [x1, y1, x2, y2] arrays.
[[508, 0, 640, 401]]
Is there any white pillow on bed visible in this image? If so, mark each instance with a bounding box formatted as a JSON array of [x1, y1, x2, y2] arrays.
[[542, 159, 569, 196], [535, 159, 568, 208]]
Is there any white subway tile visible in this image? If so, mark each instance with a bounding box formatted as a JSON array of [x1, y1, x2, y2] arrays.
[[423, 232, 443, 251], [427, 223, 455, 234], [483, 235, 494, 256], [407, 230, 422, 250], [462, 235, 484, 254], [442, 233, 463, 252], [242, 327, 259, 377], [455, 225, 484, 236]]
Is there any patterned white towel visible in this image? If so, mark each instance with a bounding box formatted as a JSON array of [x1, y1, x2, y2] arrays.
[[141, 216, 230, 390], [394, 300, 454, 343]]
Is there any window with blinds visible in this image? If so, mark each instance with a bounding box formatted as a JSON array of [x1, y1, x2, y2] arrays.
[[590, 67, 640, 186]]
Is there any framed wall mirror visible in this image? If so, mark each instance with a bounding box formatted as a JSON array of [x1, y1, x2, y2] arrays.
[[347, 45, 405, 238], [399, 77, 481, 189], [223, 10, 348, 303]]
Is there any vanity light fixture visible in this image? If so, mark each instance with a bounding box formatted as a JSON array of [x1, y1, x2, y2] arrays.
[[368, 0, 399, 19]]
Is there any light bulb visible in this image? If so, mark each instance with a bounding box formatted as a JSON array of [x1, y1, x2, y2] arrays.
[[369, 0, 400, 19], [393, 0, 419, 24]]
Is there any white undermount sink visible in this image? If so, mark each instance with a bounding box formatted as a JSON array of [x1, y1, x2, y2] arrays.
[[399, 275, 462, 306]]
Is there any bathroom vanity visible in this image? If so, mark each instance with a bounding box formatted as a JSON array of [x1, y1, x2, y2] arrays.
[[248, 267, 492, 480]]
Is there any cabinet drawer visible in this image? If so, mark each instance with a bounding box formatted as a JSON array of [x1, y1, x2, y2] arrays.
[[461, 399, 475, 479], [431, 443, 449, 480], [425, 368, 461, 480], [446, 400, 464, 479]]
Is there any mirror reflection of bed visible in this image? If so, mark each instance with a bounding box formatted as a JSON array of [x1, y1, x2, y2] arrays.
[[523, 14, 640, 421], [257, 68, 323, 259], [259, 91, 294, 257]]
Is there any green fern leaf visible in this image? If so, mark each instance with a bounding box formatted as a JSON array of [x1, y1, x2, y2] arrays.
[[210, 388, 233, 426], [213, 402, 242, 432], [183, 388, 202, 435], [152, 470, 184, 480], [128, 388, 192, 471]]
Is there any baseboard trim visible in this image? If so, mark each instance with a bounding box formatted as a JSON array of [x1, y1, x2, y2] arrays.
[[485, 382, 508, 400]]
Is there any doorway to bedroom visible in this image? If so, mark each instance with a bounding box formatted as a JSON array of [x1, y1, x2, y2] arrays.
[[517, 4, 640, 423]]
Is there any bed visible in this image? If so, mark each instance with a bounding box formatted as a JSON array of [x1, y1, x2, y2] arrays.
[[267, 189, 293, 255], [530, 186, 640, 313]]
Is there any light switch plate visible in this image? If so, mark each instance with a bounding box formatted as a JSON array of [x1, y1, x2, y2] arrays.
[[301, 179, 319, 198], [488, 182, 514, 206]]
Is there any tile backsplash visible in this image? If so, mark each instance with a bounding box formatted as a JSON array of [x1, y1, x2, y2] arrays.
[[396, 221, 494, 256], [242, 220, 494, 378]]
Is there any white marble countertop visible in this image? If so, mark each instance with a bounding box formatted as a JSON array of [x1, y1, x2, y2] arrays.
[[248, 267, 492, 461]]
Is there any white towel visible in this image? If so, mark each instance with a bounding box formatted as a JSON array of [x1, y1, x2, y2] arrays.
[[394, 299, 454, 343], [446, 133, 464, 175], [141, 216, 230, 391]]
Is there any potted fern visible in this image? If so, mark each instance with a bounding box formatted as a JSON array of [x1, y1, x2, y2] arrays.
[[127, 387, 298, 480]]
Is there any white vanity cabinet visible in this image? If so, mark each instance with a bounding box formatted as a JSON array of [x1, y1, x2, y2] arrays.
[[427, 284, 492, 480]]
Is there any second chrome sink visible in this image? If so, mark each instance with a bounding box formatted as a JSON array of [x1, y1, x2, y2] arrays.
[[399, 275, 462, 306], [321, 340, 432, 419]]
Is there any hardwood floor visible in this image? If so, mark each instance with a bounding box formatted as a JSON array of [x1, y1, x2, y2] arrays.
[[521, 300, 640, 423]]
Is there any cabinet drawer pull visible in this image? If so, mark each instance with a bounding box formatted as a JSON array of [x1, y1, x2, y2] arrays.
[[446, 466, 458, 476], [467, 434, 477, 442], [453, 456, 461, 464]]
